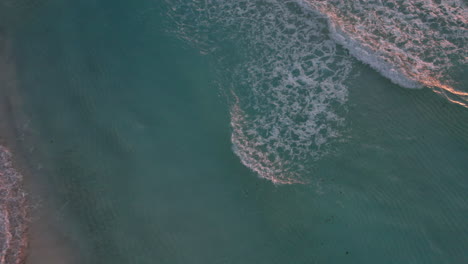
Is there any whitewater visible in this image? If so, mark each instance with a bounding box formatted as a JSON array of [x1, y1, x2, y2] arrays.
[[302, 0, 468, 107], [165, 0, 467, 184]]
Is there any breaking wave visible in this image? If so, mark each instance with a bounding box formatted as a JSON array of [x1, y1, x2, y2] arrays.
[[301, 0, 468, 107], [164, 0, 467, 184]]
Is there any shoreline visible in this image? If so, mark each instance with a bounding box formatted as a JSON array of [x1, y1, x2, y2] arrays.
[[0, 31, 28, 264], [1, 29, 79, 264], [0, 146, 28, 264]]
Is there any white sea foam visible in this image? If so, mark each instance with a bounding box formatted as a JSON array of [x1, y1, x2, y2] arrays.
[[166, 0, 353, 183], [328, 24, 422, 89], [164, 0, 467, 183], [302, 0, 468, 106]]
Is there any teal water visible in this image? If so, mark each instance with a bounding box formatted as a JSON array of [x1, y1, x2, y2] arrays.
[[1, 0, 468, 263]]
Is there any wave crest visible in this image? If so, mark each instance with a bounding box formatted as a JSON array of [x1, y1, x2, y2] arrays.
[[303, 0, 468, 107]]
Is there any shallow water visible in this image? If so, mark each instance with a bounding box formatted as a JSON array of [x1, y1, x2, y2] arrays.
[[1, 0, 467, 263]]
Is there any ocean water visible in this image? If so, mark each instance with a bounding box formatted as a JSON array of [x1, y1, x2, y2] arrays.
[[1, 0, 467, 263]]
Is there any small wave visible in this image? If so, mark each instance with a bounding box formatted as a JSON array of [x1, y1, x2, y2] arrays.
[[302, 0, 468, 107], [328, 23, 422, 89]]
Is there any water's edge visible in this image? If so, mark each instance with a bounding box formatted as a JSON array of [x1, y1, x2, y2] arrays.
[[0, 29, 78, 264], [0, 31, 28, 264]]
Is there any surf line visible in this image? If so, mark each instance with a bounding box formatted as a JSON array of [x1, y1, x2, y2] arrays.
[[301, 0, 468, 108], [0, 145, 28, 264]]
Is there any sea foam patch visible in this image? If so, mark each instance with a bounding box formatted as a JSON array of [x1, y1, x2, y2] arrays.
[[302, 0, 468, 107], [164, 0, 468, 184], [165, 0, 353, 183]]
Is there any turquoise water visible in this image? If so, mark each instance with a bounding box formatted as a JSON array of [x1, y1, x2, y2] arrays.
[[1, 0, 468, 263]]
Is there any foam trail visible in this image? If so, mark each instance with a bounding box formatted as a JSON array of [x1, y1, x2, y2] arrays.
[[301, 0, 468, 108], [230, 94, 305, 185], [165, 0, 353, 183]]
